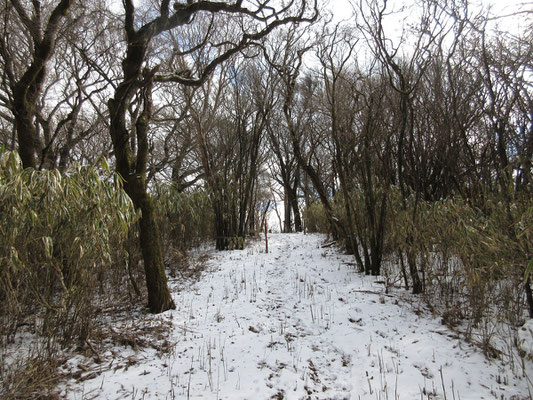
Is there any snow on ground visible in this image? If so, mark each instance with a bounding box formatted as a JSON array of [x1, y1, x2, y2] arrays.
[[63, 233, 533, 399], [519, 320, 533, 361]]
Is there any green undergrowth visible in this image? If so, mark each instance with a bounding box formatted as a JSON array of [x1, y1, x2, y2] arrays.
[[0, 150, 136, 399]]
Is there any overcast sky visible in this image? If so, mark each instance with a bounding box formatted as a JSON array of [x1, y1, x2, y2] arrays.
[[327, 0, 531, 36]]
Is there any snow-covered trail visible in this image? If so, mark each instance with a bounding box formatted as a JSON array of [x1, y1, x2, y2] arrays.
[[65, 233, 532, 399]]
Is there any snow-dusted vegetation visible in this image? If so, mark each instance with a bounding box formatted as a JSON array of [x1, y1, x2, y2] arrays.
[[1, 0, 532, 399], [60, 234, 532, 399]]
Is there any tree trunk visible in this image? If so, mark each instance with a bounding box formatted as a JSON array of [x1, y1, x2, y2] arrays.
[[108, 39, 175, 313], [11, 0, 76, 169], [13, 92, 41, 169], [370, 190, 388, 276], [291, 188, 302, 232], [398, 251, 410, 290], [288, 130, 341, 240], [406, 248, 423, 294], [290, 173, 302, 232], [126, 177, 175, 312], [363, 245, 371, 275], [525, 276, 533, 318], [214, 199, 233, 250], [284, 185, 293, 233]]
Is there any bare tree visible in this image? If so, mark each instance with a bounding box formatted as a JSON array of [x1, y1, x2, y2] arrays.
[[259, 51, 302, 233], [354, 0, 455, 290], [2, 0, 76, 169], [263, 25, 346, 240], [0, 1, 118, 169], [315, 23, 364, 263], [107, 0, 317, 312]]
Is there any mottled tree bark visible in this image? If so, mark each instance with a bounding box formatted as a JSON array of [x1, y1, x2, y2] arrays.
[[107, 21, 175, 312], [10, 0, 76, 169]]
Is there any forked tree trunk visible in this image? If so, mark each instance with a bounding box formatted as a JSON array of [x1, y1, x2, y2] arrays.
[[108, 36, 175, 313], [11, 0, 76, 169], [290, 176, 302, 232], [291, 196, 302, 232]]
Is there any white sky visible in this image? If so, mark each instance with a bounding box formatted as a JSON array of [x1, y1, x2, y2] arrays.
[[328, 0, 532, 36]]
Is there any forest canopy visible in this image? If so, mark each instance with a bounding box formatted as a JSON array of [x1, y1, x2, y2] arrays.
[[0, 1, 532, 397]]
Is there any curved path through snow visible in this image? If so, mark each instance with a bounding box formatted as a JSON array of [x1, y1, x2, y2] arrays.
[[66, 233, 532, 399]]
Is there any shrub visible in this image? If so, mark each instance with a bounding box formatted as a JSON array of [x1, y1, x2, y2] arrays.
[[303, 202, 328, 233], [387, 191, 532, 345], [434, 196, 532, 328], [0, 150, 136, 350], [154, 184, 214, 259]]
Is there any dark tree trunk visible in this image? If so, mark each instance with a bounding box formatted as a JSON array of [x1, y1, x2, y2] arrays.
[[363, 245, 371, 275], [526, 276, 533, 318], [290, 171, 302, 232], [237, 118, 262, 240], [290, 187, 302, 233], [214, 204, 228, 250], [11, 0, 76, 169], [13, 89, 41, 169], [127, 177, 175, 312], [108, 34, 174, 313], [284, 185, 293, 233], [407, 249, 423, 294], [398, 251, 410, 290], [214, 199, 237, 250], [336, 150, 362, 265]]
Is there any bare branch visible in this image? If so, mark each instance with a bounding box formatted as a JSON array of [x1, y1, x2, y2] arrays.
[[155, 4, 318, 86]]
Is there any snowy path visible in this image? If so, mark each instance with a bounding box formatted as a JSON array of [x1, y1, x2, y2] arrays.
[[65, 233, 532, 399]]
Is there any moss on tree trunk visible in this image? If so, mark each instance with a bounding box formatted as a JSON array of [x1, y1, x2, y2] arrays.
[[126, 177, 175, 312], [108, 41, 175, 313]]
